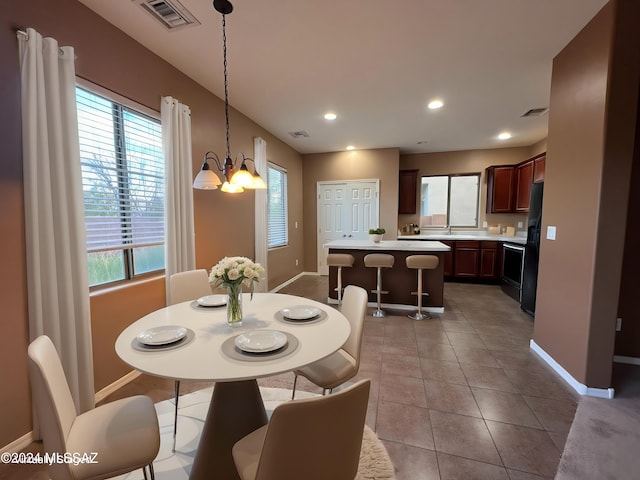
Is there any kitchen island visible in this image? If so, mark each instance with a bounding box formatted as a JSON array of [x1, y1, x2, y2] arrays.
[[324, 239, 451, 312]]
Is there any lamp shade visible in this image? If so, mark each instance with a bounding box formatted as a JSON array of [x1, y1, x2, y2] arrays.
[[193, 168, 221, 189], [251, 172, 267, 189], [230, 165, 254, 188], [220, 181, 244, 193]]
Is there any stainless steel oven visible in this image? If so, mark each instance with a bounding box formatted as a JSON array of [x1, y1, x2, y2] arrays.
[[501, 243, 525, 302]]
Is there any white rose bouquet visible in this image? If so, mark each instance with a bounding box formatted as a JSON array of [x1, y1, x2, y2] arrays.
[[209, 256, 264, 293], [209, 257, 264, 326]]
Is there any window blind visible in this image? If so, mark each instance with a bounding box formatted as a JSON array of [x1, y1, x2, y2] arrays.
[[267, 163, 288, 248], [76, 87, 164, 253]]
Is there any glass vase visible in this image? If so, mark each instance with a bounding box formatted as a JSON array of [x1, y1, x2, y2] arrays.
[[226, 283, 243, 327]]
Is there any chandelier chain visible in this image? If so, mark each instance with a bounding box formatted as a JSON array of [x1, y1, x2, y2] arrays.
[[222, 13, 231, 160]]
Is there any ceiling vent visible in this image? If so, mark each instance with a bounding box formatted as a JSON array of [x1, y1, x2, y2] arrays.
[[289, 131, 310, 139], [135, 0, 200, 30], [521, 107, 549, 117]]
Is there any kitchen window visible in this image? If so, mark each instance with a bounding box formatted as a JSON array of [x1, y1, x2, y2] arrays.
[[267, 163, 288, 248], [420, 174, 480, 228], [77, 86, 165, 287]]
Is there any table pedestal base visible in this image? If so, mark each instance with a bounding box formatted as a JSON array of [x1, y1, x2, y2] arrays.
[[189, 380, 268, 480]]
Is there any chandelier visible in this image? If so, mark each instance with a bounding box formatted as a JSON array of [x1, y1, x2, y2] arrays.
[[193, 0, 267, 193]]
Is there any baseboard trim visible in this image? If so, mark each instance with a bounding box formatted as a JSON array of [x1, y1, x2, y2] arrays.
[[94, 370, 142, 404], [1, 432, 34, 455], [530, 340, 615, 399], [269, 271, 319, 292], [614, 355, 640, 366]]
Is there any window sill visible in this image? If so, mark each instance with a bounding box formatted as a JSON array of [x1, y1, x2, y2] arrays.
[[268, 244, 289, 251], [89, 273, 165, 298]]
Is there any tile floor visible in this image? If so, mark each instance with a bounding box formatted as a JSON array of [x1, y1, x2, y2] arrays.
[[275, 276, 581, 479], [0, 276, 591, 479]]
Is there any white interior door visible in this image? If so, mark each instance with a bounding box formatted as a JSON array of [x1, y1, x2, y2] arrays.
[[317, 180, 379, 274]]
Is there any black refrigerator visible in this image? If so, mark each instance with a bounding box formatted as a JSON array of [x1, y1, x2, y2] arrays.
[[521, 182, 543, 316]]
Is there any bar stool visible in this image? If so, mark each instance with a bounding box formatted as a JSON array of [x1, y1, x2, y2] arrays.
[[406, 255, 439, 320], [327, 253, 355, 306], [364, 253, 395, 317]]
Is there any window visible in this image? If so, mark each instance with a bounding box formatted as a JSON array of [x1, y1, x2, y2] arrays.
[[76, 87, 165, 287], [420, 174, 480, 228], [267, 163, 288, 248]]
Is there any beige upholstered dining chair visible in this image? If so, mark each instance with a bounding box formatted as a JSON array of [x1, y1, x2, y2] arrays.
[[28, 335, 160, 480], [233, 379, 371, 480], [168, 268, 212, 451], [291, 284, 368, 399], [169, 269, 212, 305]]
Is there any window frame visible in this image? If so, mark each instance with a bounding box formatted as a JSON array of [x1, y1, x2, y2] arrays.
[[76, 82, 165, 289], [420, 173, 481, 229], [267, 162, 289, 249]]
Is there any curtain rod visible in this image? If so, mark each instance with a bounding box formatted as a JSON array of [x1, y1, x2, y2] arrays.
[[16, 28, 28, 39]]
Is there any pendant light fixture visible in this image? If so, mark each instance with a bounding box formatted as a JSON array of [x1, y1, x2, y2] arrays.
[[192, 0, 267, 193]]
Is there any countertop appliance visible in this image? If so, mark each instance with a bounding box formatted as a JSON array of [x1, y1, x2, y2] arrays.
[[501, 242, 525, 302], [521, 182, 544, 316]]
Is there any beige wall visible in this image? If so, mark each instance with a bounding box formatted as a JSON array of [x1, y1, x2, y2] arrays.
[[90, 277, 166, 390], [534, 0, 639, 388], [301, 148, 399, 271], [399, 147, 533, 232], [528, 138, 548, 157], [1, 0, 302, 447]]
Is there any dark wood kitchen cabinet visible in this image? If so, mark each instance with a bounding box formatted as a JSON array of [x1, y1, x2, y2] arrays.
[[398, 169, 419, 214], [487, 153, 546, 214], [533, 153, 546, 183], [515, 160, 534, 212], [480, 241, 501, 279], [402, 239, 502, 283], [441, 240, 454, 278], [454, 241, 480, 278], [486, 166, 515, 213]]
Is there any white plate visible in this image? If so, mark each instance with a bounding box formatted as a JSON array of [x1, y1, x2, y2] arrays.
[[235, 330, 288, 353], [197, 294, 227, 307], [280, 305, 321, 321], [137, 326, 187, 346]]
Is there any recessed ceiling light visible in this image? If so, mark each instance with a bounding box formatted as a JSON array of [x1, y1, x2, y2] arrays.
[[498, 132, 512, 140], [346, 145, 355, 151], [427, 100, 443, 110], [324, 113, 337, 120]]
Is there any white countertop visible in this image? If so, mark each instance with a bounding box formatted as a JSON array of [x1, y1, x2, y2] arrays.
[[398, 233, 527, 245], [324, 239, 451, 251]]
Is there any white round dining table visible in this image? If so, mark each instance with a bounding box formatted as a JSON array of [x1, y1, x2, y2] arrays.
[[115, 292, 350, 480]]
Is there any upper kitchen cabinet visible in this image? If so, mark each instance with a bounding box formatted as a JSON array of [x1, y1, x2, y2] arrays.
[[487, 153, 546, 213], [533, 153, 546, 183], [486, 165, 515, 213], [398, 169, 419, 214], [515, 160, 534, 212]]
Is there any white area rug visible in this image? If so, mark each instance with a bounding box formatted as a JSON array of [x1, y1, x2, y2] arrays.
[[114, 387, 395, 480]]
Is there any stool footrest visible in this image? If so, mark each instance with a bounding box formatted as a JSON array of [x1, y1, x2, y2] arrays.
[[410, 291, 430, 297], [371, 289, 389, 295]]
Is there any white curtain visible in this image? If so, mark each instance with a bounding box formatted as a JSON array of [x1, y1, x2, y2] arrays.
[[18, 28, 95, 417], [162, 96, 196, 304], [254, 137, 269, 292]]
